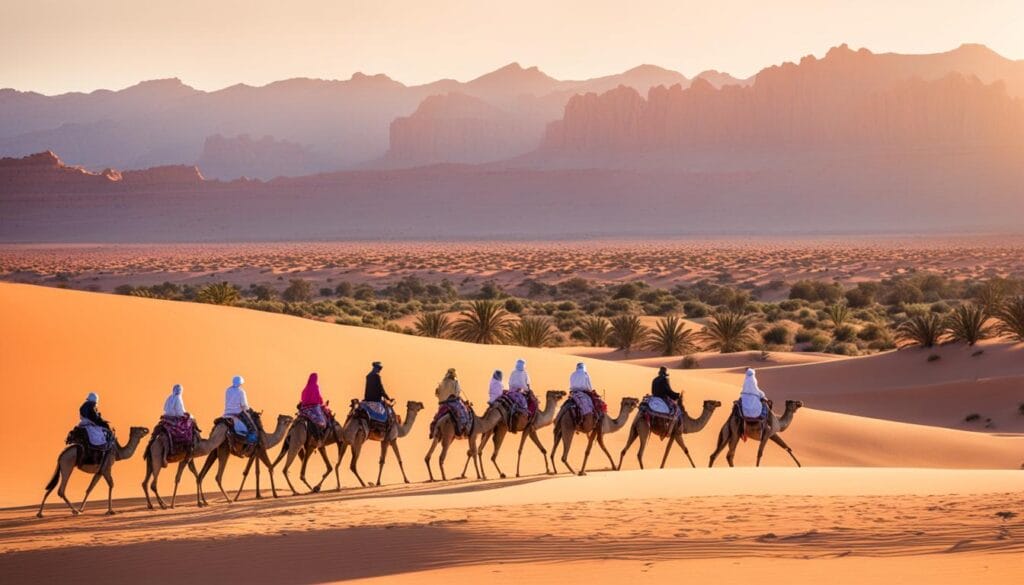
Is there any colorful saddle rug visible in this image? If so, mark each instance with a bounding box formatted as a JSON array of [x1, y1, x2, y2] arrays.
[[359, 401, 390, 423], [430, 398, 473, 438], [65, 426, 113, 466]]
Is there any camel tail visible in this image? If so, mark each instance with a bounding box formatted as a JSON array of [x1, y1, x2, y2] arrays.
[[44, 465, 60, 491]]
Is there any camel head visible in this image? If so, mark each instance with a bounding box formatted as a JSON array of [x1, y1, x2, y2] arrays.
[[704, 400, 723, 409], [129, 426, 150, 439], [276, 414, 294, 426], [407, 401, 425, 413], [620, 397, 640, 410], [546, 390, 567, 401], [785, 400, 803, 411]]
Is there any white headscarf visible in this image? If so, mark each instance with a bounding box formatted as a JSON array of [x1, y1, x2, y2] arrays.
[[163, 384, 186, 417], [740, 368, 765, 398]]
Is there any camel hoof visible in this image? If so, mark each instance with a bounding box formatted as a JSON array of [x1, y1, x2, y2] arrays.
[[255, 495, 264, 500], [147, 504, 154, 510], [36, 512, 43, 519], [311, 486, 321, 493], [71, 509, 80, 516], [105, 510, 116, 516], [578, 471, 587, 477], [499, 473, 506, 479], [159, 504, 167, 510]]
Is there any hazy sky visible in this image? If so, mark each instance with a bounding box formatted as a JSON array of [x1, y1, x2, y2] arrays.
[[3, 0, 1022, 94]]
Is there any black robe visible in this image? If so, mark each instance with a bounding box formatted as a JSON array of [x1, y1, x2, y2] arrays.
[[79, 401, 111, 429], [651, 375, 680, 402], [364, 372, 391, 403]]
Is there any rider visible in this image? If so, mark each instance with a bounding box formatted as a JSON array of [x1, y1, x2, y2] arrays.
[[651, 367, 681, 403], [163, 384, 188, 418], [569, 362, 606, 415], [79, 392, 113, 446], [739, 368, 769, 420], [364, 361, 391, 403], [224, 375, 257, 442], [299, 372, 329, 429], [488, 370, 505, 404], [434, 368, 468, 435], [160, 384, 194, 464], [508, 359, 538, 417]]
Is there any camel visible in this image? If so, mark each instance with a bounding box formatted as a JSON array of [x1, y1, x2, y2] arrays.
[[141, 420, 230, 509], [618, 399, 722, 470], [476, 390, 567, 479], [337, 400, 424, 487], [708, 400, 803, 468], [37, 426, 149, 518], [271, 415, 344, 497], [550, 396, 640, 476], [196, 413, 292, 504], [424, 401, 504, 481]]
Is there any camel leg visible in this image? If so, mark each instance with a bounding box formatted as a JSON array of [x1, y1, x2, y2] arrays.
[[391, 441, 410, 484], [579, 433, 597, 476], [438, 438, 454, 481], [298, 447, 315, 493], [103, 466, 116, 515], [636, 428, 650, 470], [206, 448, 232, 504], [458, 440, 474, 480], [596, 432, 616, 471], [188, 460, 204, 507], [79, 468, 105, 513], [348, 439, 367, 487], [489, 427, 508, 479], [142, 459, 156, 510], [257, 449, 276, 497], [664, 433, 695, 469], [57, 458, 79, 516], [708, 421, 732, 468], [234, 454, 256, 501], [170, 459, 189, 508], [424, 436, 440, 482], [38, 450, 76, 518], [523, 428, 550, 476], [375, 440, 388, 487], [770, 435, 801, 467], [311, 446, 333, 492], [559, 430, 577, 475], [280, 442, 302, 496], [618, 423, 640, 471], [725, 425, 741, 467], [756, 435, 770, 467], [333, 441, 344, 491]]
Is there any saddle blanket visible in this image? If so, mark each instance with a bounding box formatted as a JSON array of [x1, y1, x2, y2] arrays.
[[504, 390, 528, 414], [159, 415, 196, 445], [645, 396, 672, 415], [225, 415, 249, 436], [78, 419, 109, 446], [360, 401, 389, 423], [299, 404, 327, 427], [739, 395, 767, 419], [570, 391, 595, 416]]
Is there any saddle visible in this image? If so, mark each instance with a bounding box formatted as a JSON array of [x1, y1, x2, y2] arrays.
[[565, 390, 606, 428], [430, 398, 474, 439], [639, 395, 680, 435], [350, 400, 396, 437], [65, 426, 113, 466], [215, 410, 265, 457], [297, 404, 335, 443], [154, 415, 200, 458], [494, 390, 535, 431], [733, 400, 769, 442]]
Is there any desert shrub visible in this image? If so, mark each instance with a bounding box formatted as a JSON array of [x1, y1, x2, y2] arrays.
[[414, 311, 451, 339], [885, 281, 924, 305], [353, 285, 376, 301], [800, 317, 820, 330], [867, 337, 897, 351], [930, 301, 951, 314], [580, 316, 612, 347], [844, 283, 878, 308], [508, 316, 557, 348], [197, 281, 241, 305], [334, 281, 353, 297], [282, 279, 313, 303], [807, 333, 831, 352], [613, 282, 641, 300], [680, 355, 700, 369], [700, 311, 758, 354], [794, 328, 816, 343], [945, 303, 991, 346], [610, 314, 648, 353], [114, 284, 135, 295], [451, 300, 511, 344], [643, 315, 700, 356], [319, 287, 334, 297], [897, 313, 945, 348], [825, 303, 851, 327], [250, 284, 277, 301], [762, 324, 794, 346], [789, 280, 842, 303], [504, 298, 524, 313], [826, 342, 859, 356], [558, 277, 591, 295], [857, 322, 888, 342], [335, 316, 362, 327], [778, 299, 803, 311], [477, 281, 507, 300], [995, 296, 1024, 342], [832, 324, 858, 343], [683, 301, 710, 318]]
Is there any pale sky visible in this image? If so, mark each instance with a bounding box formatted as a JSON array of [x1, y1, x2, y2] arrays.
[[2, 0, 1022, 95]]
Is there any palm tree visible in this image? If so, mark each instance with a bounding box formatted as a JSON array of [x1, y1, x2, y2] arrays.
[[451, 300, 511, 344], [610, 314, 648, 354], [699, 311, 757, 353], [975, 279, 1009, 315], [414, 311, 451, 339], [579, 316, 612, 347], [508, 316, 556, 347], [643, 315, 700, 356], [896, 313, 945, 348], [995, 296, 1024, 342], [945, 304, 991, 346], [825, 302, 851, 328], [196, 281, 240, 305]]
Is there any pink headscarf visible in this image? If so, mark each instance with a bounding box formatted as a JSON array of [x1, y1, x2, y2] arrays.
[[300, 372, 323, 406]]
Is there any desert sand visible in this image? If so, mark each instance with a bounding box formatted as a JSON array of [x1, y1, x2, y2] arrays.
[[1, 282, 1022, 583]]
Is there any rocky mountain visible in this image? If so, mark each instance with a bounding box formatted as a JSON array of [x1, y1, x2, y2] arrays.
[[197, 134, 317, 180]]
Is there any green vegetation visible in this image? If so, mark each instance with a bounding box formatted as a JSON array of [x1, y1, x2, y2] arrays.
[[643, 315, 699, 356], [414, 311, 451, 339], [700, 311, 758, 353], [451, 300, 511, 344]]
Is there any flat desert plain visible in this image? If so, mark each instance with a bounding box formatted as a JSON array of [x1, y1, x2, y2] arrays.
[[1, 283, 1022, 583]]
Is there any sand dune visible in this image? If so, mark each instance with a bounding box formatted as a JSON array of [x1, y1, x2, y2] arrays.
[[2, 283, 1023, 512]]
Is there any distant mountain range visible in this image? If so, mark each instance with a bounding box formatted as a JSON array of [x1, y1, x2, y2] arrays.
[[1, 43, 1023, 241]]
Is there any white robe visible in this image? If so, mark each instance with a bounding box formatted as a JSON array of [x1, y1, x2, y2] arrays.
[[739, 370, 767, 418], [163, 392, 186, 418], [489, 378, 505, 404], [224, 385, 251, 433], [509, 369, 530, 391], [569, 370, 593, 391]]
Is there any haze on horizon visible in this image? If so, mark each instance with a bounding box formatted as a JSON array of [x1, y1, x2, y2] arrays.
[[3, 0, 1023, 95]]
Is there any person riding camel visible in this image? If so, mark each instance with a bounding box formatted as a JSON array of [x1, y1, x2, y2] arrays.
[[159, 384, 195, 465], [739, 368, 769, 421], [163, 384, 188, 419], [508, 359, 538, 417], [78, 392, 113, 447], [651, 367, 681, 403], [224, 375, 258, 443], [569, 362, 607, 415], [488, 370, 505, 405], [299, 372, 330, 431], [432, 368, 470, 436], [364, 361, 391, 404], [435, 368, 462, 402]]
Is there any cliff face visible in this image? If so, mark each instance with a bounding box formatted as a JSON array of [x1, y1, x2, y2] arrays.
[[541, 52, 1024, 160], [0, 151, 206, 192], [197, 134, 315, 180]]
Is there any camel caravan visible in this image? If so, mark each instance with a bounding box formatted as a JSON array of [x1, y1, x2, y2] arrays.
[[37, 361, 802, 518]]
